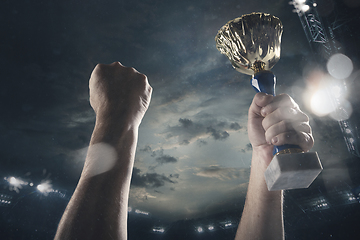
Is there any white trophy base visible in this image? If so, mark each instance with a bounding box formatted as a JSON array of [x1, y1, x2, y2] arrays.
[[264, 152, 323, 191]]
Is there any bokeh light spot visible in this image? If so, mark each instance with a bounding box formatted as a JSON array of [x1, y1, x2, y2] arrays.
[[301, 4, 310, 12], [310, 89, 335, 116], [330, 99, 353, 121], [327, 53, 353, 79]]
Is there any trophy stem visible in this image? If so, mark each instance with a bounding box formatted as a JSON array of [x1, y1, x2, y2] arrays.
[[251, 60, 266, 75], [250, 70, 276, 96]]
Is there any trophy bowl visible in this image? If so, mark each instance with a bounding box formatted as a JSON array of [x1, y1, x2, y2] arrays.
[[215, 12, 283, 75]]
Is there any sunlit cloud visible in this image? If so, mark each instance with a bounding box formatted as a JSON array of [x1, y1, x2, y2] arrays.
[[194, 165, 250, 181], [129, 187, 157, 203]]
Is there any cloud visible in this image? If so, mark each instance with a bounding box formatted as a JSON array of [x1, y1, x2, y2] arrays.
[[230, 122, 242, 130], [179, 118, 193, 128], [139, 145, 158, 157], [206, 126, 229, 140], [139, 146, 178, 169], [131, 167, 178, 188], [156, 155, 178, 164], [129, 187, 157, 202], [240, 143, 253, 153], [194, 165, 250, 181], [161, 118, 243, 145]]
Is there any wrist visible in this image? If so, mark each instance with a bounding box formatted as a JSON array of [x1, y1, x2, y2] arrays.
[[83, 114, 139, 180], [252, 144, 274, 167], [249, 146, 283, 199], [90, 114, 138, 146]]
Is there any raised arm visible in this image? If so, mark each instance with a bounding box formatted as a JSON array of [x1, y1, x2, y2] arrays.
[[54, 62, 152, 240], [235, 93, 313, 240]]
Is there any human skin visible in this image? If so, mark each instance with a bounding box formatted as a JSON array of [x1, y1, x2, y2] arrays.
[[54, 62, 313, 240], [235, 93, 313, 240], [54, 62, 152, 240]]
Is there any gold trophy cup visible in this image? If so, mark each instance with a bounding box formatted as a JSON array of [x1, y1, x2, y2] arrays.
[[215, 12, 322, 191]]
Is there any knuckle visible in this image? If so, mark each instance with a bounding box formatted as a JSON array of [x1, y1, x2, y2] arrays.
[[138, 73, 147, 82], [302, 122, 312, 133], [255, 92, 273, 106], [255, 92, 267, 98], [306, 133, 314, 148], [264, 130, 272, 143], [299, 132, 314, 150], [278, 93, 291, 104], [279, 93, 298, 108], [112, 61, 122, 66], [93, 64, 104, 74], [297, 109, 309, 121], [262, 118, 270, 131], [95, 63, 108, 72], [137, 74, 148, 88], [125, 66, 139, 74], [303, 112, 310, 122], [95, 63, 104, 69], [279, 93, 290, 100]]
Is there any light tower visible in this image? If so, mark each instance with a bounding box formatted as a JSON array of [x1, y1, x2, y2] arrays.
[[290, 0, 360, 157]]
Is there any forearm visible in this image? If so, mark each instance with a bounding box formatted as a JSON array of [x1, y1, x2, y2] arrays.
[[235, 146, 284, 240], [54, 118, 138, 240]]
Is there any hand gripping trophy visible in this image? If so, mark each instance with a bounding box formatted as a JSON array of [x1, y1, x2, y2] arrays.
[[215, 12, 323, 191]]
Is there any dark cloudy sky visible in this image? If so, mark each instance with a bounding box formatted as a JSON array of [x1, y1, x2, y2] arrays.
[[1, 0, 360, 239]]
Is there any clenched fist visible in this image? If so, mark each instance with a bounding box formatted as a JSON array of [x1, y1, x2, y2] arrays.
[[89, 62, 152, 128], [248, 93, 314, 165]]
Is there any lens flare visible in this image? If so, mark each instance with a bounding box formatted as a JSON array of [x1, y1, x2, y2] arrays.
[[37, 180, 54, 195], [329, 99, 353, 121], [304, 68, 352, 119], [310, 89, 335, 117], [301, 4, 310, 12], [197, 227, 204, 233], [83, 143, 117, 178], [152, 227, 165, 233], [327, 53, 353, 79], [5, 176, 28, 193]]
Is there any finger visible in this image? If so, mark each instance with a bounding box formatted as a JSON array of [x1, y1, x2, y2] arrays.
[[249, 92, 274, 118], [271, 131, 314, 152], [260, 94, 299, 117], [262, 107, 309, 131], [265, 121, 311, 144]]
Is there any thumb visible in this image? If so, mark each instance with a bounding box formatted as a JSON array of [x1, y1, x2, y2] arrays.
[[249, 92, 274, 118]]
